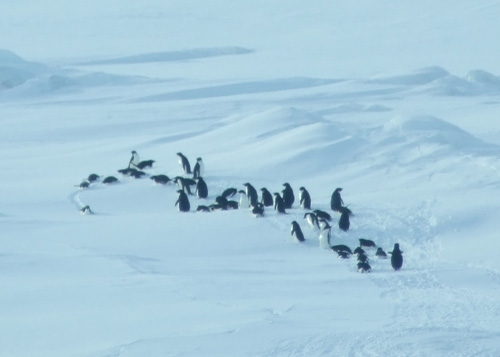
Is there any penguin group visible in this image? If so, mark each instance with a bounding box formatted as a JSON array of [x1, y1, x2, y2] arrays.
[[74, 151, 404, 273]]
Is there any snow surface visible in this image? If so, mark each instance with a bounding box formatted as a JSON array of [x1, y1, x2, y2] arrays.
[[2, 1, 500, 356]]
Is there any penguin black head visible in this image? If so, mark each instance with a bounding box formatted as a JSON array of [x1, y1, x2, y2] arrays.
[[336, 187, 343, 192]]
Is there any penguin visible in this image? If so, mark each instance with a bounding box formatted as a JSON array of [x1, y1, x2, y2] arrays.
[[79, 181, 90, 189], [87, 174, 100, 182], [304, 212, 320, 230], [376, 247, 388, 259], [150, 175, 170, 185], [282, 183, 295, 209], [299, 187, 311, 210], [174, 176, 193, 195], [80, 205, 93, 214], [177, 152, 192, 175], [357, 261, 372, 273], [337, 251, 351, 259], [252, 203, 265, 217], [196, 205, 211, 212], [226, 200, 239, 210], [273, 193, 286, 214], [338, 208, 350, 232], [318, 218, 330, 230], [221, 188, 237, 199], [243, 183, 258, 207], [389, 243, 404, 271], [129, 169, 146, 179], [357, 253, 370, 264], [331, 244, 353, 255], [238, 190, 250, 208], [193, 157, 204, 178], [260, 188, 274, 207], [319, 224, 331, 249], [359, 238, 377, 248], [290, 221, 305, 242], [118, 167, 135, 176], [175, 190, 190, 212], [129, 150, 141, 168], [103, 176, 118, 184], [212, 196, 229, 211], [136, 160, 155, 170], [195, 177, 208, 199], [331, 187, 344, 212], [353, 247, 366, 257], [314, 209, 332, 222]]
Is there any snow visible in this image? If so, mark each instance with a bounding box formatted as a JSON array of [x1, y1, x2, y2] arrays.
[[1, 1, 500, 356]]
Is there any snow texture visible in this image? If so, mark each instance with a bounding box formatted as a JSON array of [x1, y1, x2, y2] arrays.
[[1, 1, 500, 356]]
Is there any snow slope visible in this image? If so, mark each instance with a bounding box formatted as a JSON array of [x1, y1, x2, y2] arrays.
[[1, 1, 500, 356]]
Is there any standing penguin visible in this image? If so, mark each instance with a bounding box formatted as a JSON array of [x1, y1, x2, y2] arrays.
[[299, 186, 311, 210], [389, 243, 404, 271], [304, 212, 320, 230], [319, 223, 332, 249], [193, 157, 204, 178], [175, 190, 190, 212], [177, 152, 192, 175], [174, 176, 193, 195], [243, 183, 258, 207], [238, 190, 250, 208], [282, 183, 295, 209], [338, 207, 351, 232], [195, 177, 208, 199], [260, 188, 274, 207], [273, 193, 287, 214], [129, 150, 141, 168], [290, 221, 305, 242], [331, 187, 344, 212]]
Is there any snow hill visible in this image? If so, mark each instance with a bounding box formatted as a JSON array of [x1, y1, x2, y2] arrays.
[[1, 1, 500, 356]]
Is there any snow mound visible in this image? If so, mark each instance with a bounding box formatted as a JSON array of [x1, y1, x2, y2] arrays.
[[381, 116, 492, 149], [371, 67, 500, 96], [370, 66, 450, 86], [77, 46, 255, 65], [0, 49, 49, 89], [0, 49, 158, 99], [137, 77, 338, 102], [464, 69, 500, 91]]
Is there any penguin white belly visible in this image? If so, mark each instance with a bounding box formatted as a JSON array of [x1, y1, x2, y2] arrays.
[[319, 229, 331, 249], [239, 193, 249, 208]]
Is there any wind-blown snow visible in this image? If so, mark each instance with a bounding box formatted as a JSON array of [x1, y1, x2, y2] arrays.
[[1, 1, 500, 356]]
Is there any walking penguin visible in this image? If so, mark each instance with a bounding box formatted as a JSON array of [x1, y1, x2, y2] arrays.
[[177, 152, 192, 175], [290, 221, 306, 242], [282, 183, 295, 209], [175, 190, 191, 212], [193, 157, 204, 178], [389, 243, 404, 271], [331, 187, 344, 212], [299, 186, 311, 210]]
